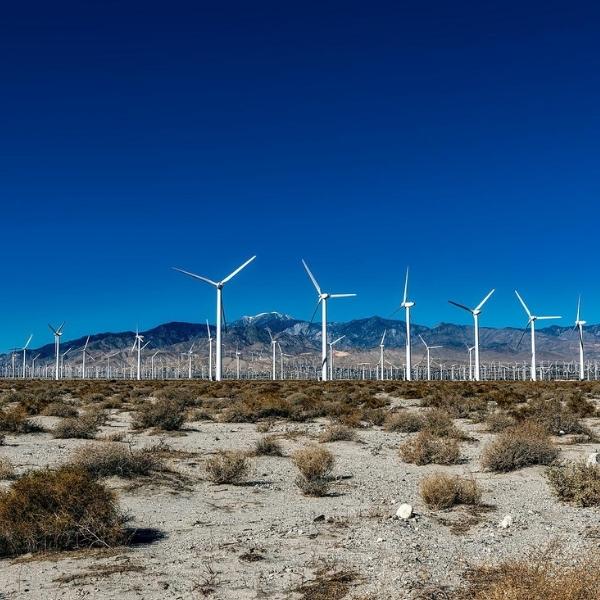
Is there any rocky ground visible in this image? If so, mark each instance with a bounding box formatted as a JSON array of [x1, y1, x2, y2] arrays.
[[0, 390, 599, 599]]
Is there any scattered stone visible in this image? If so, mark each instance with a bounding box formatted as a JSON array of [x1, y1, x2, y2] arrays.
[[313, 514, 325, 522], [498, 515, 513, 529], [586, 452, 599, 466], [396, 504, 413, 520]]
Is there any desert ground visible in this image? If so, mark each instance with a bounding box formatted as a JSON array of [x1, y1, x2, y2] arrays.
[[0, 379, 599, 599]]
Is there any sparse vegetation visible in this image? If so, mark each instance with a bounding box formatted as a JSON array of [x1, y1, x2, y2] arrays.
[[384, 411, 424, 432], [53, 412, 100, 439], [205, 450, 249, 484], [319, 423, 356, 443], [420, 472, 481, 510], [0, 406, 42, 434], [546, 460, 600, 507], [399, 431, 461, 465], [292, 445, 335, 496], [254, 435, 284, 456], [0, 466, 125, 556], [0, 458, 16, 480], [132, 397, 186, 431], [481, 422, 559, 472]]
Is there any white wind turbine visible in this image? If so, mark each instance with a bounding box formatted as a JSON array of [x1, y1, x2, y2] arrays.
[[151, 350, 161, 379], [131, 329, 150, 381], [514, 290, 561, 382], [21, 334, 33, 379], [448, 289, 495, 381], [235, 346, 241, 380], [81, 336, 95, 379], [48, 322, 65, 381], [574, 296, 586, 381], [419, 335, 442, 381], [206, 319, 213, 381], [173, 256, 256, 382], [302, 259, 356, 382], [266, 327, 282, 380], [31, 353, 40, 378], [328, 335, 345, 380], [378, 330, 387, 381], [60, 347, 72, 378], [465, 344, 475, 380], [186, 342, 195, 379], [392, 268, 415, 381]]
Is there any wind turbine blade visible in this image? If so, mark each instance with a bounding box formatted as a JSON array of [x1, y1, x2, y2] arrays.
[[537, 315, 561, 320], [448, 300, 473, 313], [402, 267, 409, 304], [380, 330, 386, 345], [83, 335, 90, 350], [418, 334, 428, 348], [475, 288, 495, 312], [515, 323, 530, 351], [266, 327, 274, 342], [86, 351, 95, 361], [24, 334, 33, 349], [221, 255, 256, 284], [221, 301, 228, 333], [389, 306, 402, 318], [332, 335, 345, 345], [430, 345, 443, 349], [48, 323, 58, 335], [308, 299, 321, 328], [330, 293, 357, 298], [206, 319, 211, 339], [514, 290, 532, 318], [141, 341, 151, 350], [57, 322, 65, 334], [130, 340, 137, 353], [172, 267, 218, 287], [576, 295, 581, 323], [301, 259, 321, 295]]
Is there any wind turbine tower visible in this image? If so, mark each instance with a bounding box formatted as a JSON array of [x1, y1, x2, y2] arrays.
[[48, 323, 64, 381]]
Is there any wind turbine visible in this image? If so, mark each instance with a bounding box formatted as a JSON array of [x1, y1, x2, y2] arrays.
[[131, 329, 150, 381], [514, 290, 561, 381], [465, 344, 475, 380], [302, 259, 356, 381], [31, 353, 40, 378], [81, 336, 94, 379], [205, 320, 214, 381], [48, 323, 65, 381], [266, 327, 285, 380], [173, 256, 256, 381], [419, 335, 442, 381], [328, 335, 345, 380], [392, 268, 415, 380], [186, 342, 195, 379], [106, 351, 119, 379], [60, 347, 73, 378], [574, 296, 586, 381], [448, 289, 494, 381], [21, 334, 33, 379], [235, 346, 241, 380], [378, 330, 387, 381]]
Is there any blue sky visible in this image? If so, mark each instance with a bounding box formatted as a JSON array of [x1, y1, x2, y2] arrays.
[[1, 1, 600, 350]]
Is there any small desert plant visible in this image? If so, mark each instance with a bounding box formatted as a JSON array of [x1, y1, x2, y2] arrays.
[[318, 424, 356, 443], [53, 413, 99, 439], [69, 443, 164, 479], [485, 410, 515, 432], [205, 450, 249, 484], [384, 411, 424, 432], [399, 431, 461, 465], [132, 398, 186, 431], [481, 422, 559, 472], [423, 409, 465, 439], [292, 445, 335, 496], [420, 472, 481, 510], [546, 460, 600, 507], [0, 458, 16, 480], [254, 435, 283, 456], [0, 406, 42, 434], [42, 402, 78, 418], [0, 466, 125, 556]]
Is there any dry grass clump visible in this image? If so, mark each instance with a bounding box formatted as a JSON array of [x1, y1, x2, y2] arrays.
[[485, 411, 516, 432], [53, 412, 101, 439], [420, 472, 481, 510], [399, 431, 461, 465], [295, 565, 358, 599], [481, 422, 559, 472], [254, 435, 283, 456], [423, 409, 467, 439], [292, 445, 335, 496], [0, 458, 16, 480], [384, 411, 424, 432], [456, 552, 600, 600], [42, 402, 78, 418], [205, 450, 249, 484], [0, 466, 125, 557], [69, 443, 164, 479], [422, 391, 488, 419], [546, 460, 600, 507], [132, 397, 186, 431], [0, 406, 42, 434], [318, 424, 356, 443]]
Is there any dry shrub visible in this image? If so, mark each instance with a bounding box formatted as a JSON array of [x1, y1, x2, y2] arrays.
[[546, 461, 600, 507], [420, 472, 481, 510], [384, 411, 424, 432], [132, 397, 186, 431], [205, 450, 249, 484], [481, 422, 559, 472], [42, 402, 78, 418], [318, 424, 356, 443], [456, 552, 600, 600], [515, 397, 594, 438], [69, 443, 164, 479], [254, 435, 283, 456], [485, 411, 515, 432], [423, 409, 466, 439], [0, 406, 42, 434], [399, 431, 461, 465], [0, 466, 125, 557], [53, 413, 99, 439], [422, 392, 488, 419], [292, 445, 335, 496], [0, 458, 16, 480], [295, 566, 357, 599]]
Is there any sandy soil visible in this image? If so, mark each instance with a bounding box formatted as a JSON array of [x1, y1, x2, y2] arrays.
[[0, 394, 599, 600]]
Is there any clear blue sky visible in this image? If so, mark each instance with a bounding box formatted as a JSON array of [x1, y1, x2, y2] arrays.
[[1, 1, 599, 351]]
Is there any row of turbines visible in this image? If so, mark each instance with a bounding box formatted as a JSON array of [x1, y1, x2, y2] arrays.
[[4, 256, 589, 383]]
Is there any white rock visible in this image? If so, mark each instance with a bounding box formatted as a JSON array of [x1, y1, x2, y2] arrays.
[[498, 515, 513, 529], [396, 503, 413, 520], [586, 452, 599, 466]]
